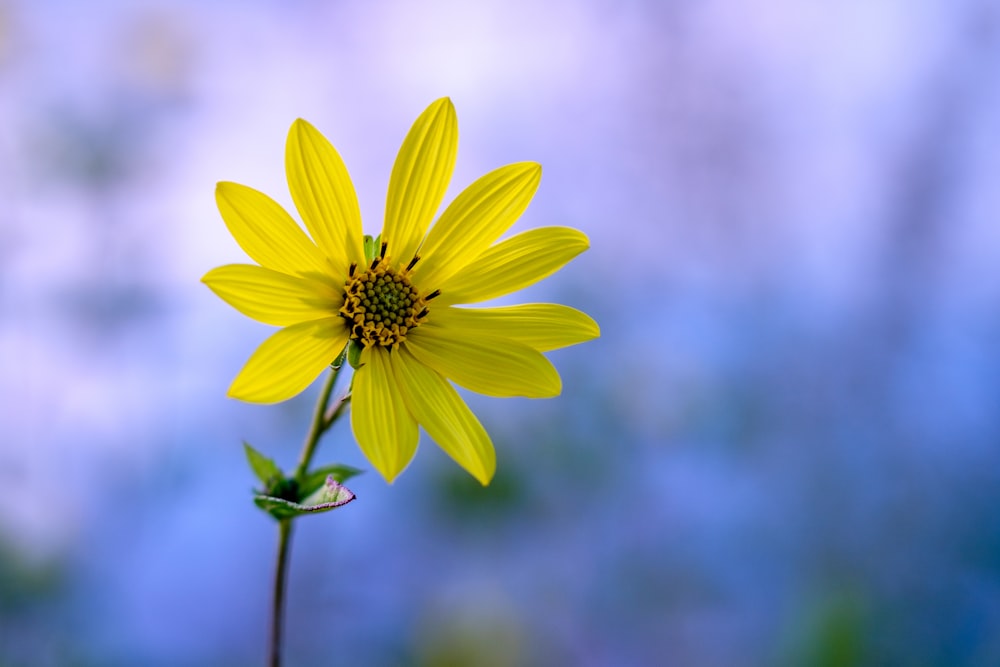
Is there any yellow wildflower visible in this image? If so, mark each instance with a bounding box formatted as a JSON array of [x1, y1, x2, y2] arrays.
[[203, 98, 599, 484]]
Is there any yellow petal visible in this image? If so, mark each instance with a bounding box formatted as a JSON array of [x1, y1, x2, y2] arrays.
[[415, 162, 541, 287], [424, 304, 599, 352], [351, 347, 419, 483], [228, 318, 349, 404], [436, 226, 589, 305], [390, 348, 496, 485], [215, 182, 332, 280], [202, 264, 343, 327], [383, 98, 457, 265], [405, 327, 561, 398], [286, 119, 366, 277]]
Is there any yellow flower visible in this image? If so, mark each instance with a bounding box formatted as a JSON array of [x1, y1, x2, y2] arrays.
[[203, 98, 599, 485]]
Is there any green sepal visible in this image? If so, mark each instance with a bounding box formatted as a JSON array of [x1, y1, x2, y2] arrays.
[[363, 233, 382, 263], [254, 475, 356, 520], [347, 339, 364, 370], [331, 346, 347, 370], [244, 442, 281, 488], [299, 464, 364, 498]]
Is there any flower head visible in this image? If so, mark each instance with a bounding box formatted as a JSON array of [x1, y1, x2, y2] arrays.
[[203, 98, 599, 484]]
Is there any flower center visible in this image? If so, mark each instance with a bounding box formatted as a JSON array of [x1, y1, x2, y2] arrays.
[[339, 259, 430, 348]]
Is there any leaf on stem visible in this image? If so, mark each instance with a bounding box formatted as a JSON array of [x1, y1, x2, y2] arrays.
[[299, 464, 364, 498], [254, 475, 357, 520], [244, 442, 282, 487]]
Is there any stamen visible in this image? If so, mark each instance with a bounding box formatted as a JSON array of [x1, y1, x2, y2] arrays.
[[348, 262, 357, 277], [379, 241, 388, 259], [370, 257, 380, 270], [406, 255, 420, 271], [425, 289, 441, 301]]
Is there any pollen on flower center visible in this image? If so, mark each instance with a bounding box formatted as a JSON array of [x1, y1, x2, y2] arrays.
[[339, 259, 431, 348]]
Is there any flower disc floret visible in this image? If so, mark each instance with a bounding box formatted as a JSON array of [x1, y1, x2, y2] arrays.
[[340, 260, 428, 348]]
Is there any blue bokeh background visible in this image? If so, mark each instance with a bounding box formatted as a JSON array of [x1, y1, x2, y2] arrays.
[[2, 1, 1000, 665]]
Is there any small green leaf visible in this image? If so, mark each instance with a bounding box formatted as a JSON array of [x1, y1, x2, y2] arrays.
[[363, 233, 384, 263], [299, 464, 364, 497], [347, 339, 364, 370], [331, 346, 347, 370], [244, 442, 281, 487], [254, 476, 356, 520], [301, 475, 356, 507]]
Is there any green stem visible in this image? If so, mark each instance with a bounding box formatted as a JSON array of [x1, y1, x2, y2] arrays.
[[269, 364, 349, 667], [294, 365, 341, 481], [322, 392, 352, 437], [269, 518, 293, 667]]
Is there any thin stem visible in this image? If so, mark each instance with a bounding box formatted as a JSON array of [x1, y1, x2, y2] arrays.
[[269, 364, 349, 667], [294, 365, 341, 481], [269, 518, 293, 667], [323, 392, 352, 433]]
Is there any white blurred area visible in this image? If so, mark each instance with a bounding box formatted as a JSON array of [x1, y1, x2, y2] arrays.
[[1, 0, 998, 665]]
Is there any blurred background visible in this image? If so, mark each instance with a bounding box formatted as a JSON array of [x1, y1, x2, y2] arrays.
[[2, 0, 999, 665]]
